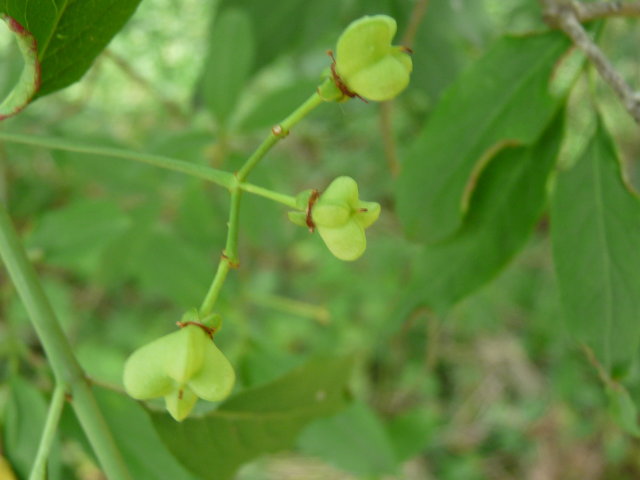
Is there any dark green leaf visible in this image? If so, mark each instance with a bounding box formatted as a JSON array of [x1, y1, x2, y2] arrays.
[[551, 117, 640, 369], [0, 0, 142, 99], [238, 79, 320, 132], [202, 8, 254, 124], [217, 0, 320, 71], [298, 402, 398, 476], [396, 31, 569, 243], [27, 198, 131, 275], [95, 389, 198, 480], [410, 0, 488, 101], [408, 111, 564, 312], [3, 377, 62, 479], [129, 228, 212, 307], [386, 408, 439, 462], [151, 355, 353, 480]]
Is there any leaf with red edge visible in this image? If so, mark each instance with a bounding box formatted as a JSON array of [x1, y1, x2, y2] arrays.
[[0, 0, 142, 119]]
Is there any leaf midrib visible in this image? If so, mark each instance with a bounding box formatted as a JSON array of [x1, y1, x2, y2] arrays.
[[37, 0, 71, 60], [592, 146, 614, 366]]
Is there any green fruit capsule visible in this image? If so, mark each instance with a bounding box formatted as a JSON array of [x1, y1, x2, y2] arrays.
[[123, 322, 236, 421], [289, 176, 381, 261], [335, 15, 412, 101], [189, 340, 236, 402], [165, 387, 198, 422], [318, 219, 367, 261]]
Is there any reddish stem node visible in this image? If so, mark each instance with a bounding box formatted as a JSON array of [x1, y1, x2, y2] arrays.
[[176, 321, 217, 339], [306, 189, 320, 232]]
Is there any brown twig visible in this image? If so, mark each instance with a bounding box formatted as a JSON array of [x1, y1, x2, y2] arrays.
[[580, 343, 616, 389], [541, 0, 640, 124], [573, 0, 640, 21], [103, 49, 187, 121], [402, 0, 431, 48], [379, 102, 400, 176], [378, 0, 430, 178]]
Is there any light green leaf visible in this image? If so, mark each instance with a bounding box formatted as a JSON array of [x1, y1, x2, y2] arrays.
[[298, 402, 398, 476], [551, 116, 640, 369], [408, 111, 564, 312], [607, 386, 640, 437], [202, 8, 254, 124], [0, 0, 142, 116], [396, 31, 569, 243], [151, 355, 353, 480]]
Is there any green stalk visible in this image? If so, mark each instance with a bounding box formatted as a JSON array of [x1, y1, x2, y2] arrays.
[[199, 85, 332, 316], [239, 182, 298, 209], [199, 190, 241, 316], [236, 91, 326, 181], [0, 131, 234, 189], [0, 204, 132, 480], [0, 131, 302, 208], [29, 384, 66, 480]]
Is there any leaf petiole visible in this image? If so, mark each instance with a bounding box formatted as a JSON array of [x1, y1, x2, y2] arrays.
[[29, 384, 67, 480]]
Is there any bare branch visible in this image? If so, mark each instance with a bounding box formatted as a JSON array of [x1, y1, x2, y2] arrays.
[[402, 0, 430, 48], [103, 49, 187, 121], [542, 1, 640, 124], [573, 0, 640, 22]]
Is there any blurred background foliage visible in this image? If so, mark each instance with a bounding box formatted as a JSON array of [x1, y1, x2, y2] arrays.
[[1, 0, 640, 478]]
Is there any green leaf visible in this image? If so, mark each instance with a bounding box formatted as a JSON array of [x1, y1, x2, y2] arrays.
[[129, 228, 212, 307], [396, 31, 569, 243], [151, 355, 353, 480], [27, 198, 131, 275], [3, 377, 61, 480], [238, 79, 319, 131], [95, 389, 198, 480], [0, 0, 142, 97], [407, 111, 564, 312], [386, 407, 439, 462], [551, 116, 640, 370], [202, 8, 254, 124], [298, 402, 398, 476], [217, 0, 322, 71], [607, 386, 640, 437]]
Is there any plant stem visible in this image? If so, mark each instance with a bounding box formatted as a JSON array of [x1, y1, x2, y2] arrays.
[[238, 182, 298, 208], [0, 203, 132, 480], [0, 131, 234, 188], [199, 87, 330, 316], [29, 384, 66, 480], [573, 1, 640, 21], [236, 90, 326, 181], [0, 131, 302, 208], [542, 0, 640, 124]]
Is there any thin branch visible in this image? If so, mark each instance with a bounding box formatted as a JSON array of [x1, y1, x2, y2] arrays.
[[0, 131, 235, 189], [29, 384, 67, 480], [379, 102, 400, 177], [103, 49, 187, 121], [0, 204, 131, 480], [542, 0, 640, 124], [580, 343, 617, 389], [402, 0, 430, 48], [573, 0, 640, 22], [199, 86, 330, 317], [378, 0, 430, 178]]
